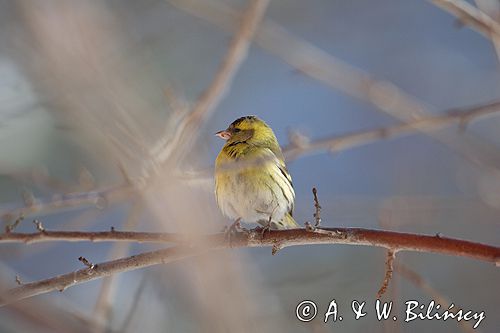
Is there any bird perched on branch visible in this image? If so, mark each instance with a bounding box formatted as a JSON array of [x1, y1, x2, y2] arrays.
[[215, 116, 298, 230]]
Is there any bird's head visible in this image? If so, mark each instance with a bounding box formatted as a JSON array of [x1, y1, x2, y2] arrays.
[[215, 115, 276, 146]]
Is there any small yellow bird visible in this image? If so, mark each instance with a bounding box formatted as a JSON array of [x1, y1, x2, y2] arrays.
[[215, 116, 299, 229]]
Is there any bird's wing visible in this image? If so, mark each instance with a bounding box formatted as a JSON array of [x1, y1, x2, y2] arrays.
[[270, 150, 295, 216]]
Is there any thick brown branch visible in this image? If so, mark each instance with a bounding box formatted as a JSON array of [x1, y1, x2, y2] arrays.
[[1, 228, 498, 306], [1, 228, 498, 263]]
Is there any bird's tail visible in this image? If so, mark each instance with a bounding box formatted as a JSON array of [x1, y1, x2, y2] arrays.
[[277, 212, 300, 229]]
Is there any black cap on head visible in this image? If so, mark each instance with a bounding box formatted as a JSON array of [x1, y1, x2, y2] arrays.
[[230, 115, 258, 127]]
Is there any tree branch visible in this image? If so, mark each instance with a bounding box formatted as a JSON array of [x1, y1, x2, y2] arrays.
[[430, 0, 500, 39], [1, 227, 498, 306], [0, 230, 187, 244], [283, 100, 500, 160], [1, 184, 133, 223], [474, 0, 500, 63]]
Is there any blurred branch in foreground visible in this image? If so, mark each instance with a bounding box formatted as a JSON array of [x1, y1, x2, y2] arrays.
[[1, 226, 498, 306], [1, 184, 133, 222], [430, 0, 500, 39], [474, 0, 500, 62]]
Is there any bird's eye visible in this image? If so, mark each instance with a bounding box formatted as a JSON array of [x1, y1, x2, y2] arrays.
[[233, 128, 241, 133]]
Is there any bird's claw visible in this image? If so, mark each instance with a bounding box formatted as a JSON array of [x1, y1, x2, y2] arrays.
[[253, 223, 272, 239], [260, 224, 271, 238]]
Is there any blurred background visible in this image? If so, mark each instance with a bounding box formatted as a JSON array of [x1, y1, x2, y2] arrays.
[[0, 0, 499, 332]]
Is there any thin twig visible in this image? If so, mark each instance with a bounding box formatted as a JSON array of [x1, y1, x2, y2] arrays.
[[1, 184, 133, 222], [312, 187, 322, 227], [4, 216, 23, 233], [15, 276, 22, 286], [1, 227, 498, 306], [78, 256, 96, 270], [284, 100, 500, 160], [33, 219, 45, 232], [377, 249, 396, 298]]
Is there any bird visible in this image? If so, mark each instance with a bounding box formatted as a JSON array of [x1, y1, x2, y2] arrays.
[[214, 115, 299, 230]]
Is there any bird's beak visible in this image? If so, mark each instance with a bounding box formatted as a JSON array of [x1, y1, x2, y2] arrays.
[[215, 130, 231, 140]]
